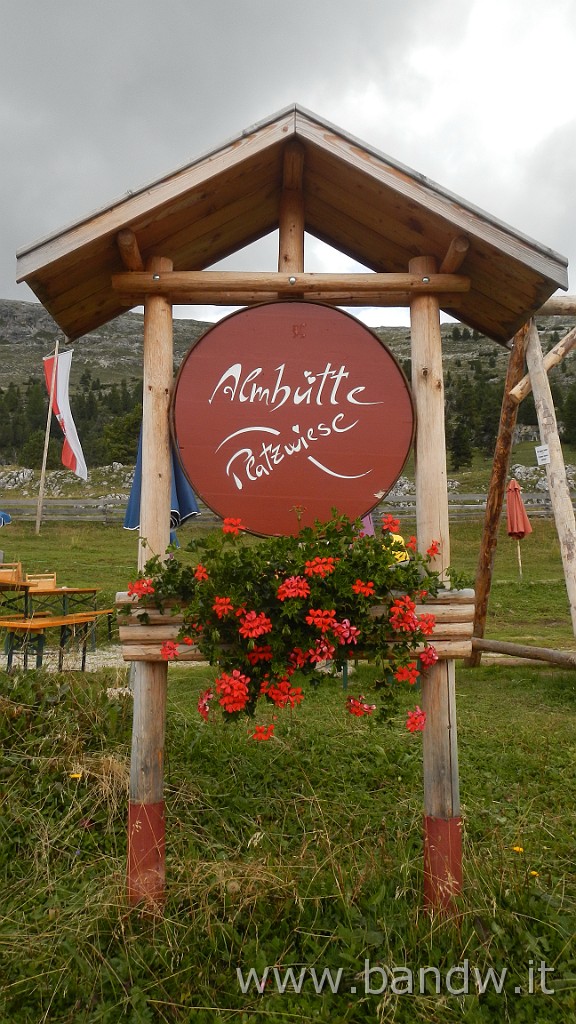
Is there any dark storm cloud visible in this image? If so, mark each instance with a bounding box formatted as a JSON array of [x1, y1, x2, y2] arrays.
[[1, 0, 573, 315]]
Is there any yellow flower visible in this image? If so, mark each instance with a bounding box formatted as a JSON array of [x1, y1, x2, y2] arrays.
[[69, 772, 82, 779], [530, 870, 539, 877], [512, 845, 524, 853]]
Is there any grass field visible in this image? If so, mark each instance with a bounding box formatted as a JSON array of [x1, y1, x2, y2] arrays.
[[1, 517, 575, 1022]]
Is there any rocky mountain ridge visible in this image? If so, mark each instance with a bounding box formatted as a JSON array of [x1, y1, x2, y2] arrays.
[[0, 297, 539, 389]]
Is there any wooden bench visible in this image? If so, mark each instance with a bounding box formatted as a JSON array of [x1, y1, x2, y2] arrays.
[[25, 572, 57, 590], [0, 610, 114, 671], [0, 562, 23, 582]]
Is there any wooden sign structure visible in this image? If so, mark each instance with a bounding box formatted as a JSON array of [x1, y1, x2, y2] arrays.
[[15, 106, 569, 913], [114, 238, 468, 909]]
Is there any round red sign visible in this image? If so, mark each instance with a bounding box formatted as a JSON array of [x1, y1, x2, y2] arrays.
[[171, 302, 414, 536]]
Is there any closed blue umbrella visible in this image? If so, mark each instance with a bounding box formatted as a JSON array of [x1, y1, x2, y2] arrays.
[[124, 430, 199, 543]]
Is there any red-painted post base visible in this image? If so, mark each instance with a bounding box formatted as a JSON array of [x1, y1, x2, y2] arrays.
[[423, 815, 462, 914], [128, 801, 166, 906]]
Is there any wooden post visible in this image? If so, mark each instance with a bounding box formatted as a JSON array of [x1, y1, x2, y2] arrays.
[[36, 336, 59, 535], [278, 140, 305, 273], [410, 255, 461, 913], [525, 319, 576, 636], [465, 324, 527, 666], [128, 255, 173, 906]]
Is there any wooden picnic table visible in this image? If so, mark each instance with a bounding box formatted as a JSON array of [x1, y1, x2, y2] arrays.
[[0, 579, 33, 617], [0, 609, 114, 672], [28, 585, 100, 616]]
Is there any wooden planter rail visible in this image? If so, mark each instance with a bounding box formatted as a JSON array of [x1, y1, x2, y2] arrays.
[[370, 589, 475, 660], [117, 589, 475, 664], [116, 593, 204, 662]]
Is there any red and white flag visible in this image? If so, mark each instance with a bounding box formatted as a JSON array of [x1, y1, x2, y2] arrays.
[[43, 349, 88, 480]]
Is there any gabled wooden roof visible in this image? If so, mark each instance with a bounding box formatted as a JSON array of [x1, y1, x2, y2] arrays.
[[16, 104, 568, 343]]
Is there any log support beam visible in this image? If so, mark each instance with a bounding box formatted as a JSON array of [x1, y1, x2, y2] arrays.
[[128, 255, 173, 907], [472, 636, 576, 668], [410, 255, 461, 913], [525, 319, 576, 636], [278, 140, 305, 274], [509, 325, 576, 404], [439, 235, 470, 274], [112, 269, 470, 306], [117, 229, 145, 271], [466, 324, 527, 667]]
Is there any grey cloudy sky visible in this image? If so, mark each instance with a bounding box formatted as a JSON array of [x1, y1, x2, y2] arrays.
[[3, 0, 575, 327]]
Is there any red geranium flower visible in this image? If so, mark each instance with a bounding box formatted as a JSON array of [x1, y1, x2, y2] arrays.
[[215, 670, 250, 712], [389, 595, 419, 633], [333, 618, 360, 645], [304, 556, 338, 577], [128, 578, 155, 597], [160, 640, 179, 661], [406, 705, 426, 733], [246, 644, 273, 665], [222, 517, 244, 535], [277, 575, 311, 601], [419, 644, 438, 668], [238, 610, 273, 639], [351, 579, 375, 597], [406, 535, 418, 552], [289, 646, 309, 669], [381, 514, 401, 533], [194, 564, 209, 581], [197, 688, 213, 721], [305, 608, 337, 633], [418, 613, 436, 636], [265, 676, 304, 708], [308, 638, 336, 663], [252, 723, 275, 742], [213, 596, 234, 619], [394, 661, 420, 685], [346, 694, 377, 717], [426, 540, 440, 558]]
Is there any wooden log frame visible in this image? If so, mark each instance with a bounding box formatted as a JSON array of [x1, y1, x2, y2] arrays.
[[409, 255, 462, 914], [116, 593, 204, 662], [118, 589, 476, 664], [119, 224, 576, 912]]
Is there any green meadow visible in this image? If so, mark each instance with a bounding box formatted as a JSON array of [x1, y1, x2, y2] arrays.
[[0, 517, 575, 1022]]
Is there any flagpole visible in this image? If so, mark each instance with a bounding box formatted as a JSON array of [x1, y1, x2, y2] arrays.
[[36, 337, 59, 535]]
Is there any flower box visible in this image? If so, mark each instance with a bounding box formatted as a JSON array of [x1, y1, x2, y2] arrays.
[[115, 592, 204, 662]]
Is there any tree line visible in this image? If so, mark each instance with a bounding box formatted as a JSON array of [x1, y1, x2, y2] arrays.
[[0, 358, 575, 472], [0, 370, 142, 469]]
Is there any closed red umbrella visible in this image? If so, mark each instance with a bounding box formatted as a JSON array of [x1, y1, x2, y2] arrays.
[[506, 478, 532, 576]]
